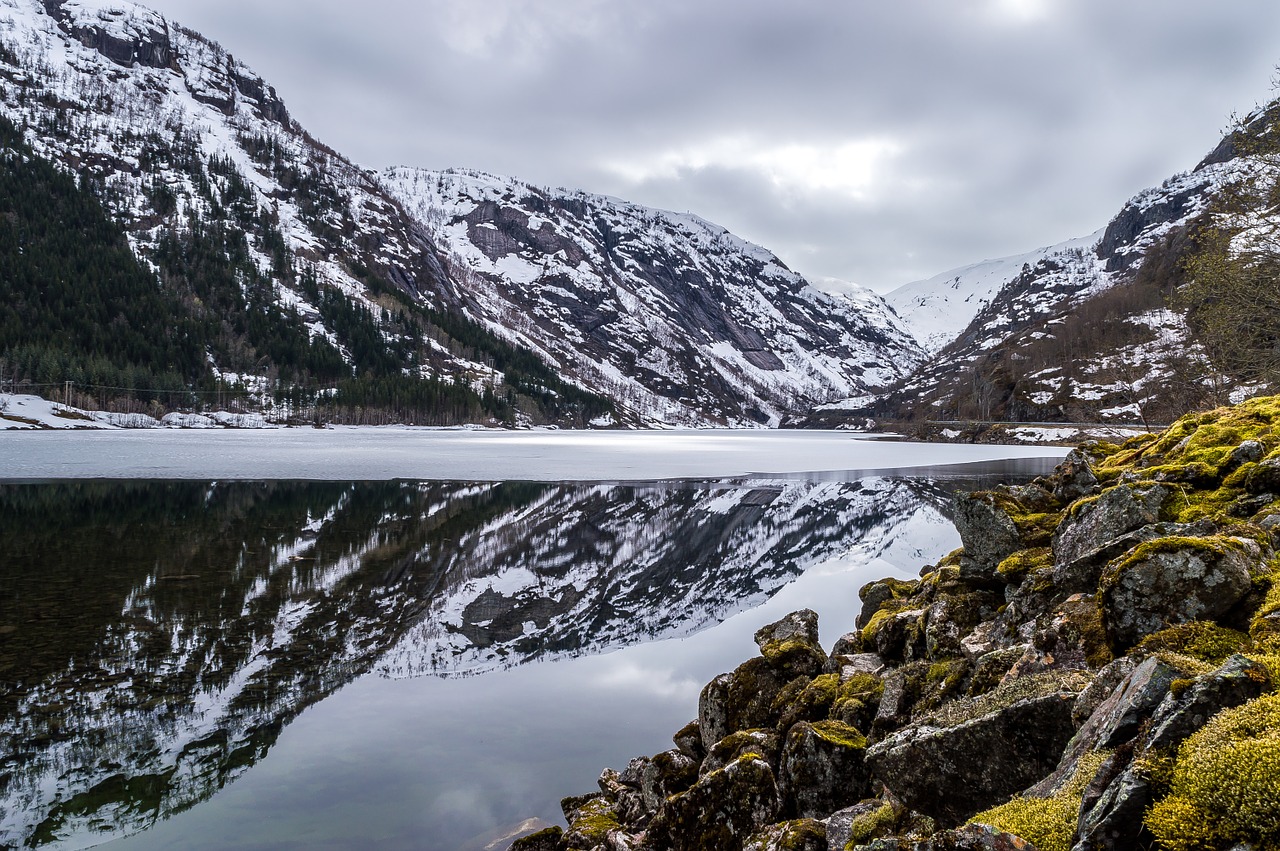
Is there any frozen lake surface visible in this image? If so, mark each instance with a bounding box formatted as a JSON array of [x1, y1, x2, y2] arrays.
[[0, 428, 1065, 481]]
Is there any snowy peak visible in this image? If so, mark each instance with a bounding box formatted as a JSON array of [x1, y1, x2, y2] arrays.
[[383, 167, 925, 426]]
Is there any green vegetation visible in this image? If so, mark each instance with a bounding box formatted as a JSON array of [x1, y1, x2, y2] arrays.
[[1135, 622, 1250, 666], [970, 751, 1110, 851]]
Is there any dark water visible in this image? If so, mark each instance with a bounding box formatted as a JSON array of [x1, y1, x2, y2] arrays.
[[0, 469, 1053, 850]]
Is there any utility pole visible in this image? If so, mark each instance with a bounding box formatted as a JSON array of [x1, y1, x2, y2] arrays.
[[65, 380, 72, 408]]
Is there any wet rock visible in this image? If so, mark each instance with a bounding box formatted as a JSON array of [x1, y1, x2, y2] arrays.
[[1100, 537, 1257, 649], [701, 730, 783, 776], [866, 675, 1083, 824], [641, 750, 699, 813], [699, 658, 797, 751], [778, 720, 871, 819], [1052, 483, 1171, 568], [672, 720, 705, 762], [952, 493, 1024, 577], [646, 754, 779, 851], [741, 819, 827, 851], [859, 823, 1037, 850], [1142, 653, 1272, 753], [1052, 448, 1101, 502]]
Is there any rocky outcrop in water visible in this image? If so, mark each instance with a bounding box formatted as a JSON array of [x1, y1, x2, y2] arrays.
[[535, 396, 1280, 851]]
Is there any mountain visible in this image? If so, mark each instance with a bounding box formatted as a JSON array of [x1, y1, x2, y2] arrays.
[[0, 0, 923, 427], [380, 168, 925, 426], [0, 476, 963, 847], [804, 108, 1267, 430]]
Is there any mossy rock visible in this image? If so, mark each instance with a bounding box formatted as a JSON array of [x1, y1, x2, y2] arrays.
[[1143, 693, 1280, 850], [647, 753, 780, 851], [996, 547, 1052, 583], [970, 750, 1109, 851], [775, 673, 840, 732], [741, 818, 827, 851], [699, 657, 801, 751], [563, 797, 621, 849], [778, 720, 870, 819], [1135, 621, 1250, 666], [510, 826, 565, 851], [703, 729, 783, 776]]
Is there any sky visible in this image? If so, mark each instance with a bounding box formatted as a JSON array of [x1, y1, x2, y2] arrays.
[[141, 0, 1280, 293]]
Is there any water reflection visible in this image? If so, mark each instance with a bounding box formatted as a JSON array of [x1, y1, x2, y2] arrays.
[[0, 476, 1015, 849]]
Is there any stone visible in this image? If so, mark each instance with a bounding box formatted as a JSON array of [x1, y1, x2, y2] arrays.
[[646, 754, 780, 851], [1072, 765, 1153, 851], [1245, 458, 1280, 493], [825, 800, 898, 850], [561, 793, 605, 822], [641, 750, 699, 813], [755, 610, 828, 679], [756, 609, 820, 652], [828, 651, 885, 677], [564, 797, 623, 850], [778, 720, 871, 819], [701, 729, 783, 776], [1052, 448, 1101, 502], [672, 720, 705, 762], [865, 676, 1082, 824], [871, 664, 925, 737], [510, 826, 566, 851], [741, 819, 827, 851], [1100, 537, 1257, 649], [1070, 657, 1136, 727], [1228, 439, 1265, 470], [699, 658, 796, 751], [863, 607, 928, 662], [1027, 656, 1175, 798], [1051, 520, 1216, 594], [1141, 653, 1272, 753], [1052, 484, 1171, 568], [858, 580, 919, 630], [952, 493, 1024, 576]]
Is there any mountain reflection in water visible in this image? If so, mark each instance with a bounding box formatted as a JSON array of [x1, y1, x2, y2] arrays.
[[0, 475, 1021, 849]]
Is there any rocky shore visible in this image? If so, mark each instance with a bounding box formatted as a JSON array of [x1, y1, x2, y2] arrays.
[[515, 396, 1280, 851]]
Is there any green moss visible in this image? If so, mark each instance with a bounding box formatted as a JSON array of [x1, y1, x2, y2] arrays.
[[776, 674, 840, 730], [511, 827, 563, 849], [844, 802, 900, 849], [970, 750, 1110, 851], [1102, 535, 1250, 590], [1144, 694, 1280, 850], [1135, 622, 1251, 666], [566, 796, 621, 843], [809, 720, 867, 749], [996, 547, 1053, 582], [744, 819, 827, 851], [924, 670, 1091, 729]]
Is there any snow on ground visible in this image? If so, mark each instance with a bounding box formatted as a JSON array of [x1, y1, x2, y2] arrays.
[[0, 395, 283, 430]]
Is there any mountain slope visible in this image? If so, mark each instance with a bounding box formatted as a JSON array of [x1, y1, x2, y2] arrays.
[[382, 168, 926, 426]]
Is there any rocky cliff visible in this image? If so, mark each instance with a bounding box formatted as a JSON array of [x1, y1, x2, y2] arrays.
[[533, 396, 1280, 851]]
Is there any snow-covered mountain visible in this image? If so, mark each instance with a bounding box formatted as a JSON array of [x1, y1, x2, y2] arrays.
[[0, 0, 925, 427], [0, 477, 960, 848], [886, 231, 1103, 355], [381, 168, 925, 426]]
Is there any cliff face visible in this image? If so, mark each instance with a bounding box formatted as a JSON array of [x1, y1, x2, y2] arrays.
[[540, 397, 1280, 851]]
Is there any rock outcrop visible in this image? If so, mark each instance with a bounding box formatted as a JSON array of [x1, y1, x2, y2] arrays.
[[532, 397, 1280, 851]]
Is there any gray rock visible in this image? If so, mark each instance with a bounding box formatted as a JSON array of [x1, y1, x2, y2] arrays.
[[778, 721, 871, 819], [702, 729, 783, 776], [698, 658, 796, 751], [857, 580, 919, 630], [825, 800, 895, 850], [741, 819, 827, 851], [756, 609, 821, 650], [952, 493, 1023, 576], [836, 653, 886, 678], [1052, 520, 1215, 594], [860, 824, 1038, 850], [641, 750, 699, 813], [1070, 657, 1136, 727], [1052, 448, 1101, 502], [872, 664, 925, 737], [1142, 654, 1272, 753], [1072, 765, 1152, 851], [646, 754, 780, 851], [1101, 538, 1257, 649], [1027, 656, 1175, 798], [1245, 458, 1280, 493], [865, 681, 1081, 824], [510, 826, 566, 851], [1229, 439, 1265, 470], [1052, 483, 1170, 569], [672, 719, 705, 761]]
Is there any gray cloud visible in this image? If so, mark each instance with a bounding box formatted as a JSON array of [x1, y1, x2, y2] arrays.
[[145, 0, 1280, 291]]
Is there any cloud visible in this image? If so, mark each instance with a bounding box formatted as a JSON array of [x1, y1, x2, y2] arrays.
[[144, 0, 1280, 291]]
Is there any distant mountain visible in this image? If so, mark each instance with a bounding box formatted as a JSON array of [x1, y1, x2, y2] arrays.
[[381, 168, 925, 426], [0, 0, 924, 427]]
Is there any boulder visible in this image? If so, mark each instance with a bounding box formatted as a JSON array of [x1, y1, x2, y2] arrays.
[[1051, 448, 1101, 502], [563, 797, 623, 850], [952, 493, 1024, 576], [646, 754, 779, 851], [699, 658, 798, 751], [641, 750, 699, 813], [1052, 520, 1216, 594], [701, 729, 782, 776], [1072, 765, 1153, 851], [1052, 483, 1170, 568], [825, 800, 899, 850], [858, 580, 920, 630], [778, 720, 871, 819], [510, 826, 566, 850], [1142, 654, 1272, 753], [741, 819, 827, 851], [1100, 537, 1257, 649], [865, 675, 1083, 824], [672, 720, 705, 762]]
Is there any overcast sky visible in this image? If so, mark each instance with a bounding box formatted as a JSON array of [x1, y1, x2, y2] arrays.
[[144, 0, 1280, 293]]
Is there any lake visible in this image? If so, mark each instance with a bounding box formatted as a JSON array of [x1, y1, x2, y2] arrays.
[[0, 432, 1065, 850]]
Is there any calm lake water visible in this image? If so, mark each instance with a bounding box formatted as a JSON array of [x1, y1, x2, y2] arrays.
[[0, 433, 1065, 850]]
